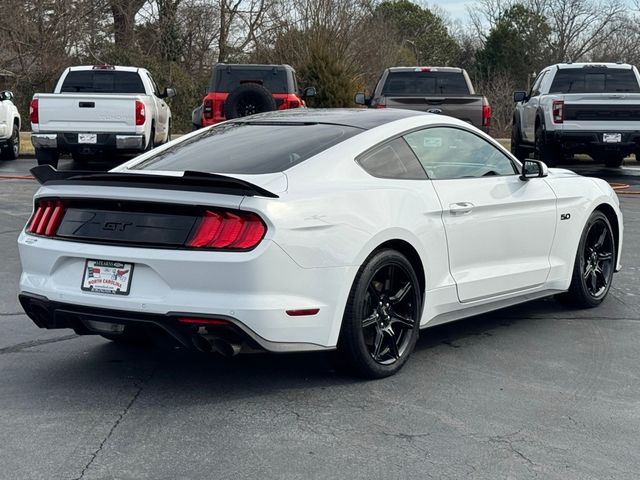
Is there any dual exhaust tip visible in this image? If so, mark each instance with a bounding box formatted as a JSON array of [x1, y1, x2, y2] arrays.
[[192, 334, 242, 357]]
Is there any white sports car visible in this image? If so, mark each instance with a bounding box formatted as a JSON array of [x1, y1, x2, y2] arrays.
[[18, 109, 622, 378]]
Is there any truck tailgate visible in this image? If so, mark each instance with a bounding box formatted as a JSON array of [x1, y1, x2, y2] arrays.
[[36, 94, 138, 133], [385, 95, 484, 126], [560, 93, 640, 130]]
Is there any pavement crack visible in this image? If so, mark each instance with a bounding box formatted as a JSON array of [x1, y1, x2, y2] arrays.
[[0, 334, 78, 354], [488, 430, 536, 468], [73, 366, 157, 480]]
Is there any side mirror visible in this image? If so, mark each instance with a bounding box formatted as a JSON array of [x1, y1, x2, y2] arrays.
[[354, 92, 367, 105], [513, 91, 526, 103], [162, 87, 176, 99], [520, 159, 548, 181], [0, 90, 14, 102], [303, 87, 316, 98]]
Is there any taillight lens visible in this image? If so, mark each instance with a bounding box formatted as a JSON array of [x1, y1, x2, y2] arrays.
[[135, 100, 145, 126], [482, 103, 492, 127], [374, 98, 386, 109], [186, 210, 266, 250], [203, 99, 214, 119], [552, 100, 564, 124], [30, 99, 39, 124], [27, 199, 66, 236]]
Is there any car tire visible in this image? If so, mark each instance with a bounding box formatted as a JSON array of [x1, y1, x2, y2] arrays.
[[557, 211, 616, 308], [1, 124, 19, 160], [338, 249, 422, 379], [165, 122, 172, 144], [510, 120, 527, 160], [71, 151, 93, 163], [595, 153, 624, 168], [223, 83, 277, 120], [146, 127, 155, 151], [35, 148, 59, 169], [534, 123, 559, 167]]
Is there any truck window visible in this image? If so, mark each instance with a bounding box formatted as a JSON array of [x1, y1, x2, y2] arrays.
[[549, 68, 640, 94], [209, 68, 289, 93], [60, 71, 146, 94], [382, 71, 470, 95]]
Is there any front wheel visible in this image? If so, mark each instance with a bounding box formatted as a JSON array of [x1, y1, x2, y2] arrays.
[[558, 211, 616, 308], [510, 121, 527, 161], [1, 124, 19, 160], [338, 249, 422, 378]]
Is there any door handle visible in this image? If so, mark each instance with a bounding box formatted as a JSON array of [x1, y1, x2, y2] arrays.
[[449, 202, 474, 215]]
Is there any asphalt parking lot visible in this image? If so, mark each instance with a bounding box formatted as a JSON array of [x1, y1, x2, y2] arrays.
[[1, 156, 639, 480]]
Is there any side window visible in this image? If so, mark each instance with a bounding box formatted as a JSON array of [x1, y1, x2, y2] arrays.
[[357, 137, 428, 180], [529, 71, 547, 97], [403, 127, 517, 180]]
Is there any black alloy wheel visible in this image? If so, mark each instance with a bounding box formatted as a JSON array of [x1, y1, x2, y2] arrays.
[[339, 250, 421, 378], [558, 211, 615, 308]]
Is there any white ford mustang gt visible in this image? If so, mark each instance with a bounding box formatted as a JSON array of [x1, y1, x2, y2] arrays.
[[18, 109, 623, 378]]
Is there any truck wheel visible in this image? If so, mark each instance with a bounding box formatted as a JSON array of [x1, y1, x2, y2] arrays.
[[595, 153, 624, 168], [1, 124, 19, 160], [35, 148, 59, 169], [223, 83, 277, 120], [510, 121, 527, 160], [534, 124, 559, 167], [146, 127, 155, 151]]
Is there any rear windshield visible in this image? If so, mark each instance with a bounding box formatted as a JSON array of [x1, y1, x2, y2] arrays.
[[129, 122, 362, 174], [549, 68, 640, 93], [60, 70, 145, 94], [382, 71, 470, 95], [210, 68, 290, 93]]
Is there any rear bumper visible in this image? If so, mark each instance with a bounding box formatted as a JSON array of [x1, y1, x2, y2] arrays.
[[17, 232, 355, 350], [31, 132, 145, 152], [547, 130, 640, 153]]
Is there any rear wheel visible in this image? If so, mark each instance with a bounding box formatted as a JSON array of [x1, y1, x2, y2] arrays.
[[558, 211, 615, 308], [534, 124, 559, 167], [594, 153, 624, 168], [1, 124, 19, 160], [146, 127, 156, 151], [35, 148, 59, 168], [338, 250, 422, 378]]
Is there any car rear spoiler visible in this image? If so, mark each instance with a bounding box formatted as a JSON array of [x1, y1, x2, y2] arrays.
[[29, 165, 279, 198]]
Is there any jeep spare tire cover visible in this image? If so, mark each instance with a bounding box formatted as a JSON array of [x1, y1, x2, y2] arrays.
[[223, 83, 277, 119]]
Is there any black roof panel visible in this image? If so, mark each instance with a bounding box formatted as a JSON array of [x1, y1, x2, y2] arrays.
[[233, 108, 427, 130]]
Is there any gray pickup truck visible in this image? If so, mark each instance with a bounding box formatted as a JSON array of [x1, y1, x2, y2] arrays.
[[355, 67, 491, 133]]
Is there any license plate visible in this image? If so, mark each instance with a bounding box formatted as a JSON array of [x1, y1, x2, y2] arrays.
[[603, 133, 622, 143], [81, 259, 133, 295], [78, 133, 97, 144]]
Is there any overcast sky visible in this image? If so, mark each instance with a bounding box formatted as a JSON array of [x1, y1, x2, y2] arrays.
[[430, 0, 473, 21]]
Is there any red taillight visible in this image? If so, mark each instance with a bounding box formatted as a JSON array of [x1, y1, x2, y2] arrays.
[[374, 98, 386, 109], [177, 317, 229, 326], [482, 103, 492, 127], [27, 199, 66, 236], [286, 309, 320, 316], [203, 99, 214, 119], [552, 100, 564, 124], [186, 210, 266, 250], [30, 99, 39, 124], [135, 100, 145, 126]]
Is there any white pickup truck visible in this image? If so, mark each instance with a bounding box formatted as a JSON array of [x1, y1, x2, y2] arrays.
[[511, 62, 640, 167], [31, 65, 175, 167], [0, 90, 21, 160]]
